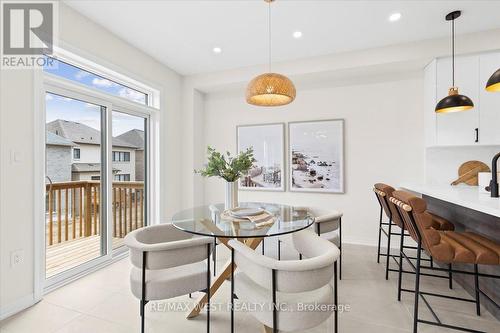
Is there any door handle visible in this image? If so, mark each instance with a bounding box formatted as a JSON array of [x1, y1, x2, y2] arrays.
[[46, 176, 53, 192], [475, 128, 479, 143]]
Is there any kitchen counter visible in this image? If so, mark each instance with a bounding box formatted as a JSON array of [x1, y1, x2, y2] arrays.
[[400, 183, 500, 218]]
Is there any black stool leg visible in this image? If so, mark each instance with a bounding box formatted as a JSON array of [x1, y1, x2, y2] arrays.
[[213, 239, 217, 277], [206, 243, 211, 333], [272, 269, 277, 333], [475, 264, 481, 316], [397, 225, 405, 301], [413, 242, 422, 333], [334, 261, 339, 333], [141, 252, 147, 333], [377, 206, 383, 263], [339, 217, 342, 280], [231, 248, 235, 333], [448, 263, 453, 289], [385, 219, 393, 280]]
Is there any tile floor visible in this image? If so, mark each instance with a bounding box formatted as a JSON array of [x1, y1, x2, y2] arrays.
[[1, 240, 498, 333]]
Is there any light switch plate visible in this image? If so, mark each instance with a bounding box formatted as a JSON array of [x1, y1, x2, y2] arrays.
[[10, 249, 24, 267]]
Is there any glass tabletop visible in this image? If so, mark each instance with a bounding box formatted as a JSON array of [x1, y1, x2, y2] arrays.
[[171, 202, 314, 238]]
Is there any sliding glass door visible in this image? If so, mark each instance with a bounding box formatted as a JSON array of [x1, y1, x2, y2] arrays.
[[43, 86, 150, 286], [45, 92, 108, 280], [111, 111, 147, 250]]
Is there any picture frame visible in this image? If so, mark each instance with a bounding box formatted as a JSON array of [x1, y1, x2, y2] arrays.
[[288, 119, 345, 193], [237, 123, 285, 191]]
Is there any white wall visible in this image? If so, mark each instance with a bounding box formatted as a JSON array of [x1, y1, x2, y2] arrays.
[[0, 4, 182, 318], [201, 73, 425, 246], [181, 28, 500, 211]]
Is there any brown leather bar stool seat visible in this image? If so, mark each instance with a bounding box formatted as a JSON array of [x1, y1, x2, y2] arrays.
[[374, 183, 455, 231], [393, 191, 500, 266], [427, 231, 500, 265], [430, 214, 455, 232], [373, 183, 455, 280]]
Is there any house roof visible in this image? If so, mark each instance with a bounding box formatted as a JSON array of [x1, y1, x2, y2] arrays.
[[47, 119, 139, 148], [46, 131, 74, 147], [72, 163, 121, 173], [115, 129, 144, 149]]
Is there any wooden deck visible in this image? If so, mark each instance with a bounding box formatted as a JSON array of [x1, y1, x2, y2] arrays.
[[46, 235, 124, 277], [44, 180, 144, 278]]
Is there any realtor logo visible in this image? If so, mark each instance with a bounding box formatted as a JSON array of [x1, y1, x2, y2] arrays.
[[1, 1, 57, 68], [2, 2, 53, 54]]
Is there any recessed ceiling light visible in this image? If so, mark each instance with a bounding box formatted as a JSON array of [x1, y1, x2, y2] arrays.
[[389, 12, 402, 22], [293, 31, 303, 39], [212, 47, 222, 54]]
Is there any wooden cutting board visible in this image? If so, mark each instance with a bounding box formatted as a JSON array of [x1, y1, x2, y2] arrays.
[[451, 161, 491, 186]]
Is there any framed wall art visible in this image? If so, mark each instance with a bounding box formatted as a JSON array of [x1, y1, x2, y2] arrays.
[[237, 123, 285, 191], [288, 119, 344, 193]]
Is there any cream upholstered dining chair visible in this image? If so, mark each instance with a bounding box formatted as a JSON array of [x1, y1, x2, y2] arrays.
[[229, 229, 340, 333], [290, 206, 343, 279], [124, 224, 213, 333]]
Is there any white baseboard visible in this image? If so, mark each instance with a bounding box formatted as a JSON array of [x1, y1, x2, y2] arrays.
[[0, 293, 38, 321]]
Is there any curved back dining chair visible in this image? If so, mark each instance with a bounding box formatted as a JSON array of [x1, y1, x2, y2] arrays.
[[292, 206, 343, 279], [229, 229, 340, 333], [124, 224, 213, 333]]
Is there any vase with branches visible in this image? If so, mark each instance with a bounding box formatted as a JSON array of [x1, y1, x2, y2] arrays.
[[195, 146, 255, 209]]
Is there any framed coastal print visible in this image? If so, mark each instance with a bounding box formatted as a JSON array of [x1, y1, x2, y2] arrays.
[[237, 123, 285, 191], [288, 119, 344, 193]]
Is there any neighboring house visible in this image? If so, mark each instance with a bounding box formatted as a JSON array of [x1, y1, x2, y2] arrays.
[[46, 119, 139, 181], [115, 129, 145, 181], [46, 131, 74, 183]]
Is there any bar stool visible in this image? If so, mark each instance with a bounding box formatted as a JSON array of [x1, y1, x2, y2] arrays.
[[390, 191, 500, 333], [373, 183, 454, 280]]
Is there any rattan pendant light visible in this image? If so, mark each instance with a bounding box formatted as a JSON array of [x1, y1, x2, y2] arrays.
[[435, 11, 474, 113], [246, 0, 296, 107]]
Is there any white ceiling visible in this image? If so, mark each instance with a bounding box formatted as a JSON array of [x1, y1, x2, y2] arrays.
[[65, 0, 500, 76]]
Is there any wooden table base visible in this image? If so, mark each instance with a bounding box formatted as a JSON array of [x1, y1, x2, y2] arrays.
[[186, 235, 263, 319]]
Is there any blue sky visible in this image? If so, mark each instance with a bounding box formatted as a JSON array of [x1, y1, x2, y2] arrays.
[[45, 58, 145, 136]]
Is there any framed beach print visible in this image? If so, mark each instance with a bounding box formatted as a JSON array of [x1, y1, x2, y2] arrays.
[[288, 119, 344, 193], [237, 123, 285, 191]]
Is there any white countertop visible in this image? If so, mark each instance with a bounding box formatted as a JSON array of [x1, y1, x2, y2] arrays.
[[400, 183, 500, 218]]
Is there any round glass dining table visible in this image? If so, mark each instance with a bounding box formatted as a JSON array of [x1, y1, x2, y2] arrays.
[[171, 202, 314, 239], [171, 202, 314, 319]]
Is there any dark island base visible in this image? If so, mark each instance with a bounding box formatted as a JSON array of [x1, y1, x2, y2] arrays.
[[424, 195, 500, 320]]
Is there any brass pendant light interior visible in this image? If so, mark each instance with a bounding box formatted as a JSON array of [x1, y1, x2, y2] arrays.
[[435, 11, 474, 113], [246, 0, 296, 107], [485, 68, 500, 92]]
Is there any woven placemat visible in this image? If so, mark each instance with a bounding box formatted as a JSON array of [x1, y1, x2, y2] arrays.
[[220, 209, 276, 228]]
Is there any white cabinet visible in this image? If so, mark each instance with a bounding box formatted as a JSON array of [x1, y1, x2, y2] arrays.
[[479, 52, 500, 145], [424, 51, 500, 147], [424, 60, 437, 147]]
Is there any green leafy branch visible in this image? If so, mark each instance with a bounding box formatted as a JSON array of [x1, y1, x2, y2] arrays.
[[195, 146, 255, 182]]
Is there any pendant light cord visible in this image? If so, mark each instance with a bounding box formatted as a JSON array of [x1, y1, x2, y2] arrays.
[[268, 0, 272, 73], [451, 17, 455, 87]]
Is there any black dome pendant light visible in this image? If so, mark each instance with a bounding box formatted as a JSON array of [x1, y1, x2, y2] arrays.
[[485, 68, 500, 92], [435, 11, 474, 113]]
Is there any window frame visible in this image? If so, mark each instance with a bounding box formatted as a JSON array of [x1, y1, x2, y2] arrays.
[[73, 148, 81, 160], [45, 47, 160, 109], [34, 47, 161, 297]]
